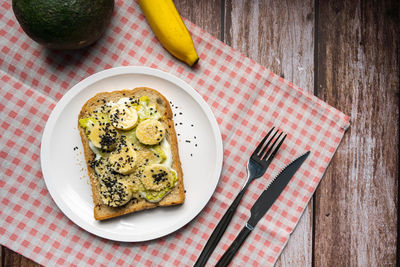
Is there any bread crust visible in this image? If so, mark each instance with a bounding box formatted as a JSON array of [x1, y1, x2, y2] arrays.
[[78, 87, 185, 220]]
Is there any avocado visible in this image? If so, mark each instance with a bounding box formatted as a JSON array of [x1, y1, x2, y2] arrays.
[[12, 0, 114, 49]]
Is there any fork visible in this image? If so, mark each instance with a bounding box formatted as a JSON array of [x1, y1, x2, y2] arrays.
[[194, 127, 286, 267]]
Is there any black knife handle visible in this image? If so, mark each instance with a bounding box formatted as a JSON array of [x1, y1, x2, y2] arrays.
[[215, 225, 252, 267], [194, 189, 246, 267]]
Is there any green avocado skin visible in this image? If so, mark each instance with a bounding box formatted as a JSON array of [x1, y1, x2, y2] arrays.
[[12, 0, 114, 49]]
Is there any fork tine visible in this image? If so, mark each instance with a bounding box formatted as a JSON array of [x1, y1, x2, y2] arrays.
[[263, 134, 287, 161], [258, 129, 279, 157], [253, 127, 275, 155], [260, 131, 282, 159]]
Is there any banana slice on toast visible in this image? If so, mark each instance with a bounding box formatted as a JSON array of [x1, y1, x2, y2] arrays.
[[135, 119, 165, 145], [140, 164, 174, 191], [88, 122, 119, 151], [108, 144, 137, 175], [109, 103, 138, 130], [100, 178, 133, 207]]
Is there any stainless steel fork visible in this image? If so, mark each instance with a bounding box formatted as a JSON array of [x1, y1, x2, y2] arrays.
[[194, 127, 286, 267]]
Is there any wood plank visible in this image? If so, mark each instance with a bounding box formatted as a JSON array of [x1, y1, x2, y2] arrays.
[[2, 247, 40, 267], [224, 0, 315, 265], [314, 0, 399, 265], [174, 0, 222, 39]]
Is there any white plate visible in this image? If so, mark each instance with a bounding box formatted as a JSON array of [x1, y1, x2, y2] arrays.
[[41, 66, 223, 242]]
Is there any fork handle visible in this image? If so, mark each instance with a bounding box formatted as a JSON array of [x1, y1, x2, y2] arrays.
[[194, 188, 246, 267], [215, 224, 252, 267]]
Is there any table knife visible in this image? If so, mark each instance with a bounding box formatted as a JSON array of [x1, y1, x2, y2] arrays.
[[215, 151, 310, 267]]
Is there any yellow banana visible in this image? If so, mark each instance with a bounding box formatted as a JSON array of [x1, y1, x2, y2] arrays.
[[136, 119, 165, 145], [109, 103, 138, 130], [108, 144, 137, 174], [141, 164, 174, 191], [138, 0, 199, 66]]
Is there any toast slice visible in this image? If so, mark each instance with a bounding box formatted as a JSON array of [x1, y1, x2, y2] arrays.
[[78, 87, 185, 220]]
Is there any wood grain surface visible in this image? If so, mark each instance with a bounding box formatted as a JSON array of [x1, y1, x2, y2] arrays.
[[1, 0, 398, 266], [314, 0, 399, 266]]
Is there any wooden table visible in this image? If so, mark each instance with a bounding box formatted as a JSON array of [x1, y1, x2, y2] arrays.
[[1, 0, 398, 266]]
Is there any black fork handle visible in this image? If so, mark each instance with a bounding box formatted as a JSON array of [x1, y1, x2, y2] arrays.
[[194, 187, 247, 267], [215, 225, 252, 267]]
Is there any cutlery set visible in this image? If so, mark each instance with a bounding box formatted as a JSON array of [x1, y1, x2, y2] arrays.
[[195, 127, 310, 266]]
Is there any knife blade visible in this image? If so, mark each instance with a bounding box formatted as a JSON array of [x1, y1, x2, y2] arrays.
[[215, 151, 310, 267], [247, 150, 310, 228]]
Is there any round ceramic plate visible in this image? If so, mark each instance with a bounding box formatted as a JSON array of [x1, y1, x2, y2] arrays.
[[41, 66, 223, 242]]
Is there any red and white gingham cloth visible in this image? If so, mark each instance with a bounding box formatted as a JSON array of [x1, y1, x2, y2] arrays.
[[0, 1, 349, 266]]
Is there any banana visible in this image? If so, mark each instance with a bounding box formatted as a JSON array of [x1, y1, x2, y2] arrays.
[[88, 122, 119, 151], [108, 144, 137, 174], [138, 0, 199, 66], [109, 103, 138, 130], [135, 119, 165, 145], [93, 159, 133, 207], [100, 178, 133, 207], [140, 164, 174, 191]]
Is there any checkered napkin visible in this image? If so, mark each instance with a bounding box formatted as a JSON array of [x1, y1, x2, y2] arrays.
[[0, 1, 349, 266]]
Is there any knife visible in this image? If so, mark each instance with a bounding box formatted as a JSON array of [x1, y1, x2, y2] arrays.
[[215, 151, 310, 267]]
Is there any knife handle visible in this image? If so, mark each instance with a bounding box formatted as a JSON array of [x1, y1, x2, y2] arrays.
[[215, 224, 252, 267], [194, 189, 246, 267]]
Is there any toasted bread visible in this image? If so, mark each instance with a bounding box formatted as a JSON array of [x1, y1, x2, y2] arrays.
[[78, 87, 185, 220]]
